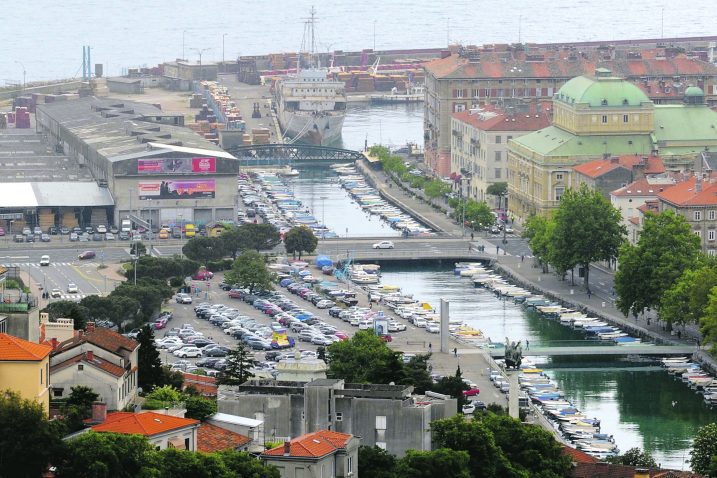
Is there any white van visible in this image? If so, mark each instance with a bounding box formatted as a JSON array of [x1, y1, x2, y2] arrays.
[[40, 255, 50, 266]]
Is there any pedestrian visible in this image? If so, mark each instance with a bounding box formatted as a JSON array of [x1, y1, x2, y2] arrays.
[[496, 245, 499, 255], [453, 347, 458, 358], [521, 254, 524, 262], [369, 301, 373, 309], [470, 232, 474, 241], [526, 339, 529, 350], [428, 343, 432, 352], [468, 243, 472, 252], [587, 289, 592, 299]]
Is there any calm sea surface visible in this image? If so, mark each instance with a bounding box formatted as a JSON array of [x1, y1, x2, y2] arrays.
[[2, 0, 716, 82]]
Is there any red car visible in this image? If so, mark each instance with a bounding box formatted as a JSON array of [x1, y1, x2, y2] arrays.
[[463, 388, 480, 397], [380, 335, 393, 343], [78, 251, 96, 260], [192, 269, 214, 280]]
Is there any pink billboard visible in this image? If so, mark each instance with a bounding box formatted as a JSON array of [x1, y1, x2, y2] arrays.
[[138, 179, 216, 199], [138, 157, 216, 174]]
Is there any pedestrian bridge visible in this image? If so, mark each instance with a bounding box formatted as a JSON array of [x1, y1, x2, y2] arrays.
[[485, 344, 697, 358], [227, 143, 364, 164]]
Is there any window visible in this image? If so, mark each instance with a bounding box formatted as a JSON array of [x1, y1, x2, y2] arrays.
[[347, 456, 354, 475], [555, 187, 565, 201], [695, 230, 702, 238], [556, 173, 564, 180], [454, 104, 465, 113], [495, 135, 502, 144], [455, 89, 464, 98], [40, 368, 43, 385], [709, 249, 717, 257], [78, 364, 84, 371], [53, 388, 64, 398], [494, 168, 502, 179], [376, 416, 387, 430], [495, 151, 502, 161], [623, 114, 629, 123], [507, 135, 513, 141], [695, 211, 702, 221], [336, 412, 343, 422], [710, 210, 716, 220], [376, 442, 387, 450], [709, 230, 715, 241]]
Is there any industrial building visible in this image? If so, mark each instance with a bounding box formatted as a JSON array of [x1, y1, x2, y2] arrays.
[[218, 378, 457, 457], [34, 97, 239, 229]]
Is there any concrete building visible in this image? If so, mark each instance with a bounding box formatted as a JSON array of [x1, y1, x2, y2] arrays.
[[610, 177, 678, 242], [507, 71, 717, 221], [218, 378, 457, 457], [35, 97, 239, 228], [261, 430, 359, 478], [106, 77, 144, 94], [50, 324, 139, 410], [163, 61, 218, 91], [91, 411, 200, 450], [574, 155, 666, 199], [450, 104, 550, 204], [0, 333, 52, 413], [423, 43, 717, 175]]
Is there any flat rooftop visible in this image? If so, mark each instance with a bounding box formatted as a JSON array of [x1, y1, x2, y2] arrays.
[[0, 129, 93, 182]]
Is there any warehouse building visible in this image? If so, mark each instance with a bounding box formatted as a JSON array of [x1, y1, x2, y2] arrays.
[[35, 97, 238, 228]]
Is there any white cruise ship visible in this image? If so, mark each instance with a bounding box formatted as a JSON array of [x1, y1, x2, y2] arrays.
[[274, 8, 346, 145]]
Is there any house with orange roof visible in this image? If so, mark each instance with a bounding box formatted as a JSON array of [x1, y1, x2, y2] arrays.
[[50, 323, 139, 410], [0, 332, 52, 413], [575, 155, 666, 200], [90, 410, 200, 450], [657, 175, 717, 256], [197, 422, 251, 453], [261, 430, 359, 478], [610, 177, 677, 242], [450, 103, 551, 205]]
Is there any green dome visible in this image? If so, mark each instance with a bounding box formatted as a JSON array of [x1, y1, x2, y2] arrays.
[[556, 74, 651, 108], [685, 86, 704, 97]]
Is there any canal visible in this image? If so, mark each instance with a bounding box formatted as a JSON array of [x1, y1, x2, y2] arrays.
[[377, 263, 717, 469]]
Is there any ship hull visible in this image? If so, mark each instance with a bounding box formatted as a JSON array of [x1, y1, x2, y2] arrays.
[[278, 111, 345, 145]]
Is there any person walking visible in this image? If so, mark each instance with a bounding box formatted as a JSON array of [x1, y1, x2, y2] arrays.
[[470, 232, 474, 241], [587, 289, 592, 299], [428, 343, 432, 352], [453, 347, 458, 358], [526, 339, 529, 350]]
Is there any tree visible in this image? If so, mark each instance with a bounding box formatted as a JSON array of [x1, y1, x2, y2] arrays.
[[284, 225, 318, 259], [522, 214, 554, 273], [218, 343, 256, 386], [184, 395, 218, 421], [221, 223, 281, 258], [551, 184, 625, 290], [700, 288, 717, 353], [130, 256, 200, 282], [182, 237, 226, 264], [326, 330, 406, 384], [463, 200, 496, 229], [56, 432, 156, 478], [605, 447, 657, 468], [424, 179, 451, 201], [486, 182, 508, 198], [0, 390, 65, 478], [111, 279, 172, 320], [358, 446, 398, 478], [431, 414, 513, 478], [431, 366, 471, 409], [481, 412, 572, 478], [80, 295, 141, 330], [395, 449, 471, 478], [41, 300, 89, 330], [66, 385, 99, 416], [690, 422, 717, 475], [130, 241, 147, 257], [215, 449, 280, 478], [660, 261, 717, 329], [137, 325, 164, 392], [615, 210, 702, 318], [225, 250, 275, 294], [403, 354, 433, 394], [145, 385, 183, 404]]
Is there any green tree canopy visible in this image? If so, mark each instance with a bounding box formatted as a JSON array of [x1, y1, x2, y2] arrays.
[[220, 223, 281, 258], [690, 422, 717, 475], [0, 390, 65, 478], [129, 255, 200, 282], [326, 330, 407, 384], [184, 395, 217, 422], [605, 447, 657, 468], [217, 343, 256, 386], [660, 260, 717, 329], [615, 210, 702, 318], [700, 288, 717, 352], [463, 200, 496, 229], [395, 448, 471, 478], [130, 241, 147, 257], [486, 182, 508, 197], [424, 179, 451, 200], [358, 445, 398, 478], [225, 250, 275, 294], [66, 385, 99, 414], [551, 184, 625, 290], [145, 385, 183, 404], [111, 278, 172, 320], [284, 225, 319, 260], [182, 237, 226, 264], [56, 432, 156, 478], [41, 300, 89, 330], [80, 295, 141, 331], [137, 325, 165, 392], [431, 366, 471, 410]]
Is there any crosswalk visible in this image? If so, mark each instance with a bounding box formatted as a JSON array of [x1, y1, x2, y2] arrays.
[[51, 294, 91, 301]]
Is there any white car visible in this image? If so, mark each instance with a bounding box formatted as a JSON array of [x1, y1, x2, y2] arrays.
[[316, 300, 335, 309], [175, 293, 193, 304], [67, 283, 78, 293], [372, 240, 395, 249], [462, 403, 476, 415], [426, 324, 440, 334], [174, 346, 203, 358], [40, 255, 50, 266], [388, 321, 406, 332], [50, 288, 62, 298], [414, 318, 427, 328], [96, 225, 107, 233]]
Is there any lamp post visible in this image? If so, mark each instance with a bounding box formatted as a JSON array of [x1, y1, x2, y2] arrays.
[[15, 61, 26, 91], [319, 196, 328, 239], [222, 33, 227, 65], [373, 21, 377, 51], [189, 47, 211, 82], [500, 192, 508, 245], [182, 30, 188, 60]]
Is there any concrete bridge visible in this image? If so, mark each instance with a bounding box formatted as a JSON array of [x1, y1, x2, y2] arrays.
[[227, 143, 364, 165], [486, 344, 698, 358], [315, 237, 492, 263]]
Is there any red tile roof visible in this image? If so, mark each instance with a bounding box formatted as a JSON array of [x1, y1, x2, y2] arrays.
[[182, 373, 218, 397], [561, 445, 599, 464], [262, 430, 352, 458], [197, 423, 251, 453], [53, 327, 138, 358], [658, 176, 717, 206], [611, 178, 675, 197], [51, 352, 125, 378], [575, 155, 665, 179], [574, 160, 624, 179], [452, 105, 551, 132], [0, 333, 52, 361], [92, 412, 198, 436], [572, 463, 706, 478]]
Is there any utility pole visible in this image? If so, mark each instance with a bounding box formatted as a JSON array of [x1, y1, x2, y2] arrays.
[[222, 33, 227, 65], [190, 47, 211, 82], [182, 30, 188, 60], [14, 61, 26, 91], [373, 21, 377, 51]]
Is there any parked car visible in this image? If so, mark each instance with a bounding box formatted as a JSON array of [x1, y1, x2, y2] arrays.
[[192, 268, 214, 280], [175, 293, 193, 304], [96, 225, 107, 233], [174, 347, 203, 358], [13, 234, 24, 243], [33, 226, 42, 235], [78, 250, 96, 260], [69, 232, 79, 242], [462, 403, 476, 415], [0, 227, 5, 236], [463, 388, 481, 397], [119, 231, 130, 240], [372, 240, 395, 249], [40, 234, 51, 242], [105, 232, 115, 240], [60, 226, 71, 235]]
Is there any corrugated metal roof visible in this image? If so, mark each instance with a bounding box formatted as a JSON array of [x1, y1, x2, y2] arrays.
[[0, 183, 37, 207], [0, 182, 113, 208]]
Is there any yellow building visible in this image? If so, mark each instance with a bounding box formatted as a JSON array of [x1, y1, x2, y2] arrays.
[[0, 333, 53, 414], [507, 69, 717, 220]]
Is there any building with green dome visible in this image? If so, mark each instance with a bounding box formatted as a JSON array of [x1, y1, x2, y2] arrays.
[[507, 69, 717, 219]]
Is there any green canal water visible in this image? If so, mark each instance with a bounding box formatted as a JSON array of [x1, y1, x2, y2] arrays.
[[378, 263, 717, 470]]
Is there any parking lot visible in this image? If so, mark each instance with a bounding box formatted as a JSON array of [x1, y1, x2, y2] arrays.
[[154, 269, 509, 408]]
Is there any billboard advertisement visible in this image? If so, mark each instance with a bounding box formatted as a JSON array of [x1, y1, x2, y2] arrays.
[[138, 179, 215, 199], [137, 157, 216, 174]]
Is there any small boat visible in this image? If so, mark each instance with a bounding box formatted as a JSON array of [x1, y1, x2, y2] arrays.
[[279, 168, 300, 177]]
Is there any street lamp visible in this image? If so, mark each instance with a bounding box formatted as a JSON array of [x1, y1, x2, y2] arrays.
[[15, 61, 26, 91], [373, 21, 377, 51], [222, 33, 227, 65], [182, 30, 188, 60], [319, 196, 328, 239], [189, 47, 212, 82]]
